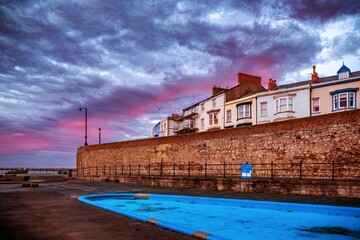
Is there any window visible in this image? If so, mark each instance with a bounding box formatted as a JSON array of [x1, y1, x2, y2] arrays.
[[339, 93, 347, 108], [237, 104, 251, 119], [350, 92, 355, 107], [275, 97, 294, 113], [201, 118, 204, 130], [201, 103, 205, 111], [333, 94, 338, 110], [226, 110, 232, 122], [289, 98, 294, 111], [312, 98, 320, 113], [260, 102, 267, 117], [212, 98, 216, 108], [339, 71, 349, 80], [208, 112, 219, 125], [331, 89, 358, 111]]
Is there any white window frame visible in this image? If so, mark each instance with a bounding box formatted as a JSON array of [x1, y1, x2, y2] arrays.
[[350, 92, 355, 108], [275, 97, 294, 113], [208, 112, 219, 125], [212, 98, 216, 108], [226, 109, 232, 122], [237, 104, 251, 119], [260, 102, 267, 117], [312, 97, 320, 113], [339, 71, 349, 80], [332, 91, 357, 110], [333, 94, 338, 110], [339, 93, 347, 108], [201, 118, 204, 130], [201, 103, 205, 112]]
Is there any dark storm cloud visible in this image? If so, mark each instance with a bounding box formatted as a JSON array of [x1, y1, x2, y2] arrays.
[[285, 0, 360, 22]]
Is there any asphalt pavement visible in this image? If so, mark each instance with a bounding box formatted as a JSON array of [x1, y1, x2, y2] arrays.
[[0, 175, 359, 240]]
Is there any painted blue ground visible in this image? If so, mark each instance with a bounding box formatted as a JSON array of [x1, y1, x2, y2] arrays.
[[78, 193, 360, 240]]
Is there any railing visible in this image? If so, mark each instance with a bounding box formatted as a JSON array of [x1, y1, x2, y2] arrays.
[[78, 161, 360, 181], [174, 121, 196, 131], [0, 168, 77, 175]]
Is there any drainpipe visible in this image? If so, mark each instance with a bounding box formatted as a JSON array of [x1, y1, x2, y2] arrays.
[[255, 96, 258, 125], [223, 93, 226, 129], [309, 85, 312, 117]]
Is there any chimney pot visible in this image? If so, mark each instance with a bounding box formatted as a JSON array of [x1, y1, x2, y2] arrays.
[[311, 65, 320, 84], [268, 78, 277, 91]]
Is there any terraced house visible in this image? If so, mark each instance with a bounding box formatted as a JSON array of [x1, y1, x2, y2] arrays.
[[310, 64, 360, 115], [152, 63, 360, 137]]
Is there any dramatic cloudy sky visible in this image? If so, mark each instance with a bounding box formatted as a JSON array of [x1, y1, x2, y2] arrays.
[[1, 0, 359, 168]]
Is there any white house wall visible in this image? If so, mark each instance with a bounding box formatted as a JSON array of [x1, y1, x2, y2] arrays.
[[197, 93, 225, 132], [257, 87, 310, 123]]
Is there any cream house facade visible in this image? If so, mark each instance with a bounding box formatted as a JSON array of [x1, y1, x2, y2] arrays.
[[197, 92, 226, 132], [159, 114, 179, 137], [310, 65, 360, 115], [224, 93, 257, 128]]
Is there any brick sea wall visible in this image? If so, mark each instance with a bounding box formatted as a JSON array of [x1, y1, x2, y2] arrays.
[[77, 110, 360, 197]]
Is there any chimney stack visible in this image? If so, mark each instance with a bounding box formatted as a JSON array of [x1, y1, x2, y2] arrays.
[[267, 79, 277, 91], [212, 85, 227, 95], [311, 65, 320, 84], [237, 72, 261, 85]]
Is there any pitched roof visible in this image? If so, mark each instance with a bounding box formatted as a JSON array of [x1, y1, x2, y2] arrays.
[[337, 63, 351, 74], [226, 83, 265, 102], [276, 70, 360, 90], [183, 70, 360, 111]]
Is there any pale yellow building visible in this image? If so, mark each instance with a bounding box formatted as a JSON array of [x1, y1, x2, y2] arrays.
[[311, 64, 360, 115], [224, 93, 257, 128]]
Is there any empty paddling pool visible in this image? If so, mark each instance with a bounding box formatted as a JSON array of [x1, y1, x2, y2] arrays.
[[78, 193, 360, 240]]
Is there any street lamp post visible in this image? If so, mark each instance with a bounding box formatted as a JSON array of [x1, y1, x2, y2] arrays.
[[79, 107, 88, 146], [98, 128, 102, 144]]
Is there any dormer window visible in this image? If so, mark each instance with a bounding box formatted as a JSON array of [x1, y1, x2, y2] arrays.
[[337, 63, 352, 80], [339, 71, 350, 79]]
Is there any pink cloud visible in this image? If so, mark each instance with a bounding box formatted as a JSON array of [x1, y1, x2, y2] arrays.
[[0, 132, 53, 154]]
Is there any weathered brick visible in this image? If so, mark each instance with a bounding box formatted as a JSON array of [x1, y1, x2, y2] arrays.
[[77, 110, 360, 198]]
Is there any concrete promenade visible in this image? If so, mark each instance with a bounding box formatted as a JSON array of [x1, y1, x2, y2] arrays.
[[1, 175, 359, 240]]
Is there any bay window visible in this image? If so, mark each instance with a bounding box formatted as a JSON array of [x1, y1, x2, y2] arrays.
[[237, 104, 251, 119], [331, 88, 358, 111], [275, 97, 294, 113]]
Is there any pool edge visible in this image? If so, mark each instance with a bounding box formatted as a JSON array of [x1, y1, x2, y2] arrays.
[[77, 193, 232, 240], [77, 193, 360, 240]]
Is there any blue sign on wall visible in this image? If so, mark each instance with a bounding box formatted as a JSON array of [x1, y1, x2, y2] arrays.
[[241, 164, 252, 179]]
